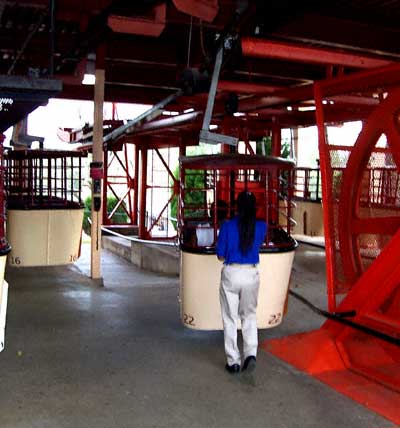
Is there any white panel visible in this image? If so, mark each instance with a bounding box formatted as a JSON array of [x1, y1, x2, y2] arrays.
[[48, 209, 84, 265], [7, 210, 49, 267], [180, 251, 295, 330], [7, 209, 83, 267]]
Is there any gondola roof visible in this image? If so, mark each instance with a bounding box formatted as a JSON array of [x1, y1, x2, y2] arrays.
[[179, 153, 295, 170]]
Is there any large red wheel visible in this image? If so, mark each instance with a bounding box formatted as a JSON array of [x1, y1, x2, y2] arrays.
[[338, 88, 400, 285]]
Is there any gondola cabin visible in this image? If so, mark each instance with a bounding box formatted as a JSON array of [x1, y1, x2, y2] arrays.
[[179, 154, 297, 330], [5, 150, 86, 267]]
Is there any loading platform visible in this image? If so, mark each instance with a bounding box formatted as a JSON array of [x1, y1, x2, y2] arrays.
[[1, 242, 396, 428]]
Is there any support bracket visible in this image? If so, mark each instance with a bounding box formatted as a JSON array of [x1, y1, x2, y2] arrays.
[[199, 44, 238, 146]]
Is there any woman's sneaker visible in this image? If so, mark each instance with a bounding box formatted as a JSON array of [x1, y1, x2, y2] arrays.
[[225, 363, 240, 374]]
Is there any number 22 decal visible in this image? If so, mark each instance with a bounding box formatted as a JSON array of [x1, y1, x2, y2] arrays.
[[268, 313, 282, 326], [183, 313, 195, 326]]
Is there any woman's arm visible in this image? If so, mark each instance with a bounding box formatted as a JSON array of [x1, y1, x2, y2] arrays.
[[216, 221, 228, 260]]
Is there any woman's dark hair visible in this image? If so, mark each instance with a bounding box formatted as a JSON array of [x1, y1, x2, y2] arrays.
[[237, 191, 256, 254]]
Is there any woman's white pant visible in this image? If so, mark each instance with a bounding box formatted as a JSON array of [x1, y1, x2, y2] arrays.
[[219, 264, 260, 366]]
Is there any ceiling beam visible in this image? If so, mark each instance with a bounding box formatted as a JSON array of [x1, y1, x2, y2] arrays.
[[238, 85, 314, 112], [272, 14, 400, 58], [233, 57, 327, 84]]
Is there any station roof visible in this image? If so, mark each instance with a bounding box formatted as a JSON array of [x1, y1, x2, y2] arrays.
[[0, 75, 61, 133], [1, 0, 400, 134]]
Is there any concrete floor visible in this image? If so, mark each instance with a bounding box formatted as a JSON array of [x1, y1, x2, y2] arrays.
[[0, 243, 391, 428]]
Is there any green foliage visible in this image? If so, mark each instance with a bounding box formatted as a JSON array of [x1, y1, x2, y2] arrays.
[[256, 135, 291, 159], [83, 195, 129, 235], [170, 165, 205, 230], [169, 165, 179, 229], [256, 136, 272, 155], [170, 145, 210, 230], [281, 138, 291, 159]]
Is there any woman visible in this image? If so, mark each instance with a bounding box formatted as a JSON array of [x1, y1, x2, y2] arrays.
[[216, 191, 267, 374]]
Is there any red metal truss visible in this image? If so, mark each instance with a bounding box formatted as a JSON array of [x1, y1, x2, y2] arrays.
[[140, 146, 179, 240], [314, 64, 400, 308], [102, 144, 136, 226], [134, 139, 180, 240], [263, 64, 400, 424], [317, 85, 400, 394]]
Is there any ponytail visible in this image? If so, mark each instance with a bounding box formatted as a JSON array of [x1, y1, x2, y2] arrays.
[[237, 191, 256, 254]]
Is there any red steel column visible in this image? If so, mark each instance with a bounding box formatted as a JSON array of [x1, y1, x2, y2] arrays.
[[314, 82, 336, 311], [133, 144, 139, 225], [139, 147, 148, 239], [271, 121, 281, 156], [179, 143, 186, 157], [102, 148, 109, 225], [270, 122, 281, 226], [124, 144, 134, 224]]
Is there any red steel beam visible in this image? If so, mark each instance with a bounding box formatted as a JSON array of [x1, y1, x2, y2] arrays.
[[242, 37, 393, 69], [330, 94, 379, 106], [319, 62, 400, 97], [218, 80, 283, 94], [238, 83, 378, 114]]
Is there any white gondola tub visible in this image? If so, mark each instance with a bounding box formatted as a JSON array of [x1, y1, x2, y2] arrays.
[[5, 149, 85, 267]]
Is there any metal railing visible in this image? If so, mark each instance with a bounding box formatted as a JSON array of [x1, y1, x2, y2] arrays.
[[4, 150, 86, 209]]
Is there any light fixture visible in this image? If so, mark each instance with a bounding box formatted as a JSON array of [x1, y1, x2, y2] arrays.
[[82, 53, 96, 85], [82, 73, 95, 85], [298, 106, 316, 112]]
